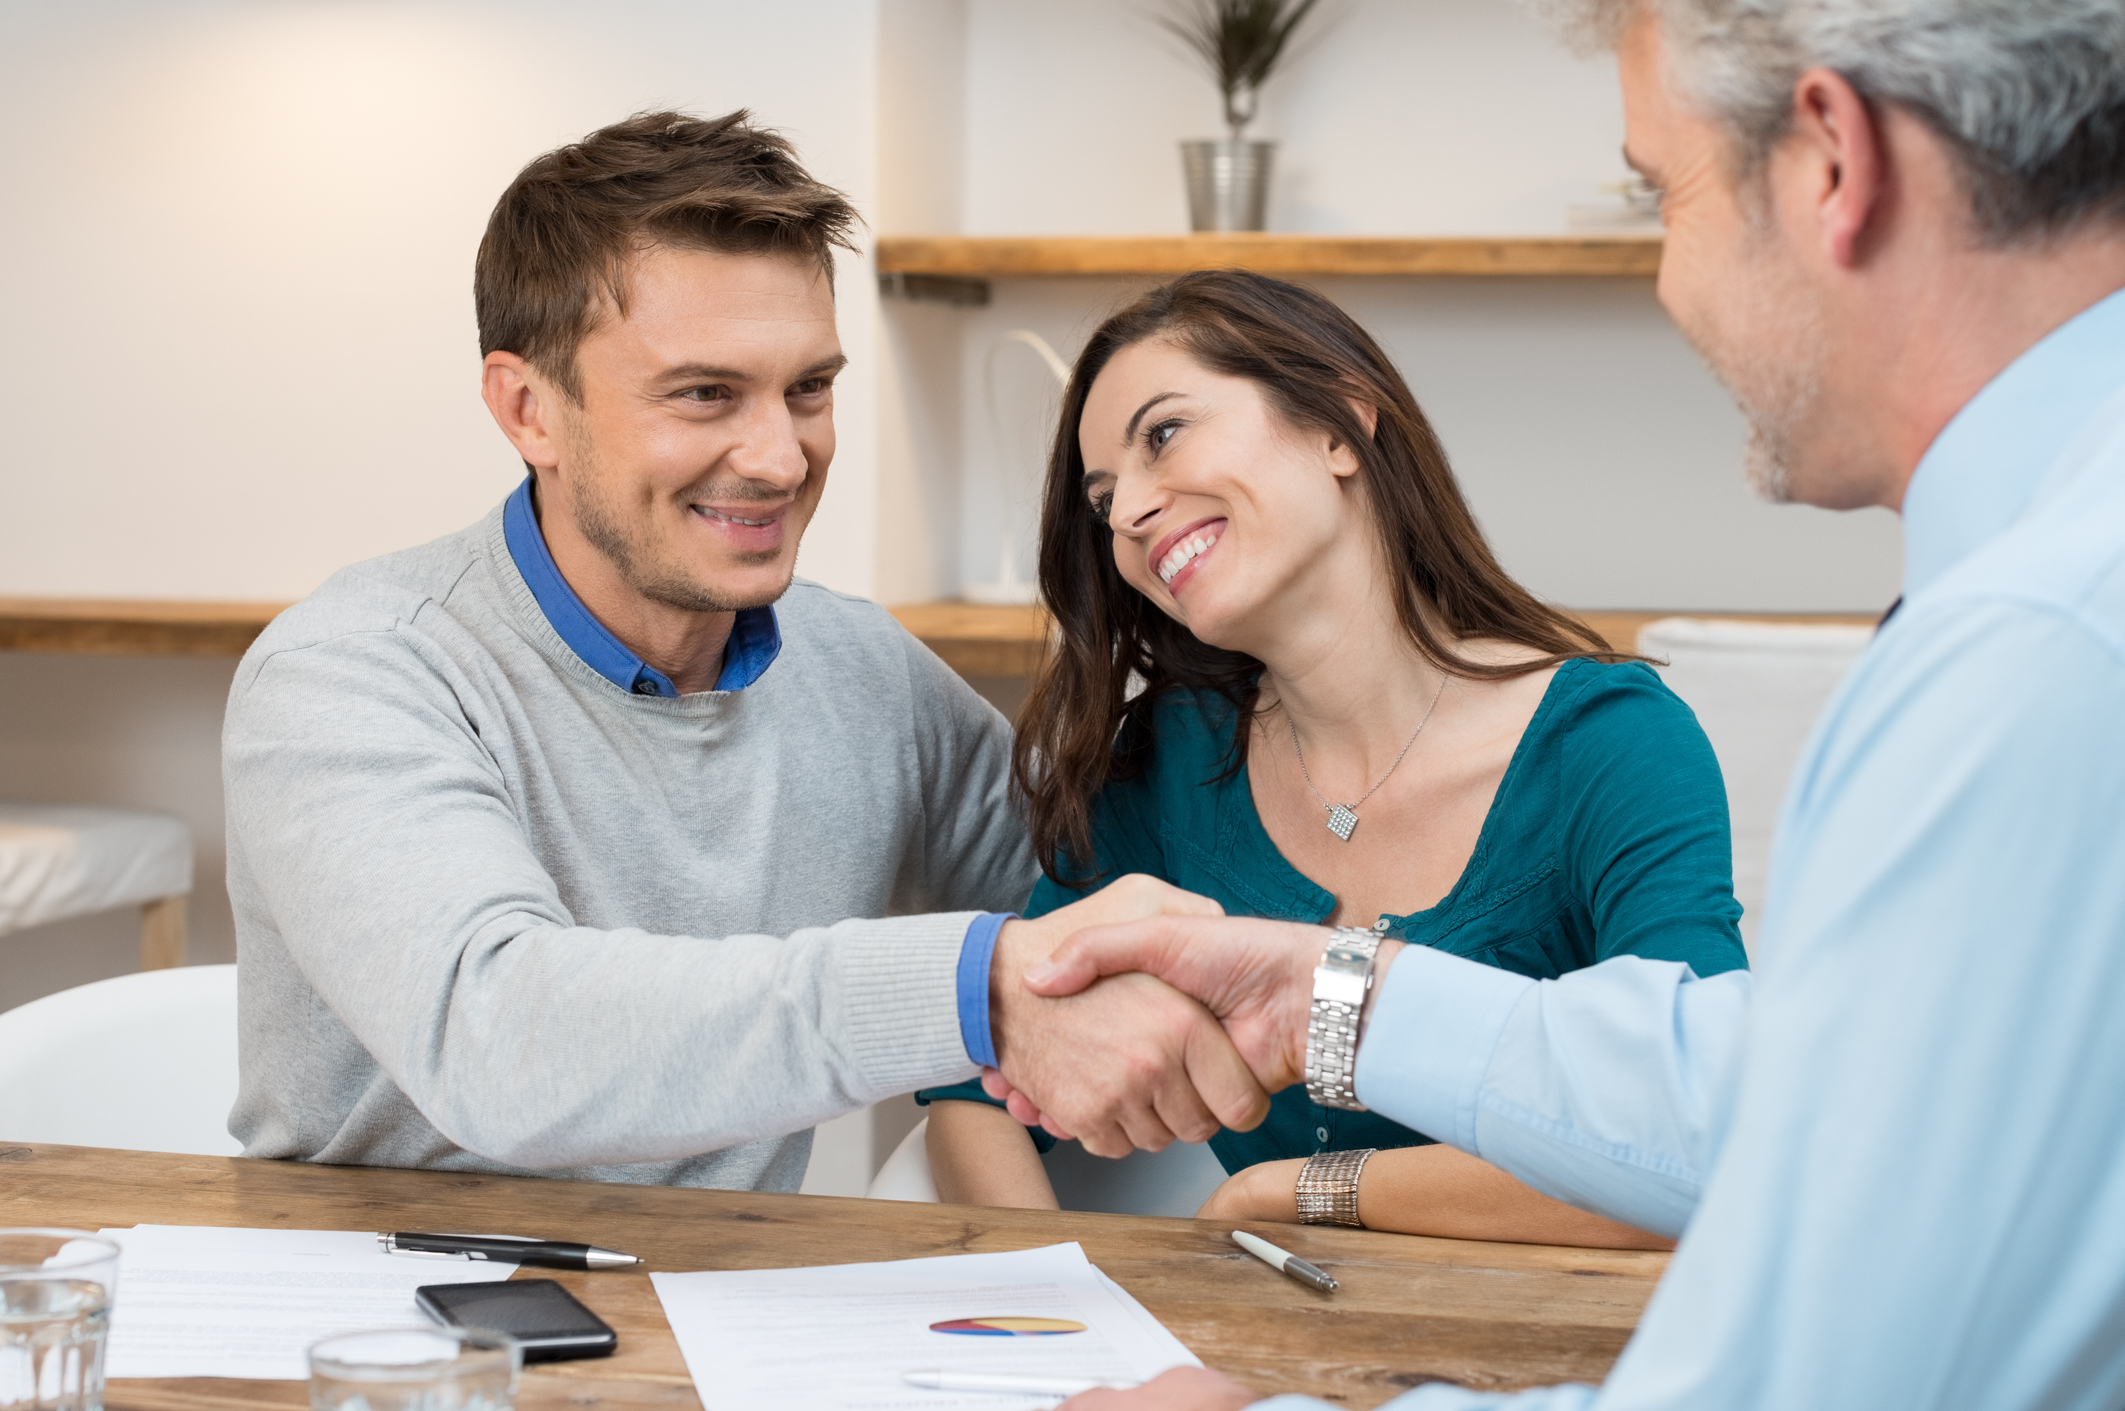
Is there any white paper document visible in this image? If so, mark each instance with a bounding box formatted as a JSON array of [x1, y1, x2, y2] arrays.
[[98, 1225, 518, 1380], [650, 1242, 1199, 1409]]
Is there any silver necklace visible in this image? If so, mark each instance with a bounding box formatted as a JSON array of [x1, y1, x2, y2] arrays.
[[1287, 676, 1448, 842]]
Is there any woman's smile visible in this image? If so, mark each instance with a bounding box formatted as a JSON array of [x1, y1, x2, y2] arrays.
[[1152, 517, 1227, 593]]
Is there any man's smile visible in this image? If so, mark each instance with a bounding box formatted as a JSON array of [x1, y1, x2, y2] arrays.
[[692, 503, 781, 528]]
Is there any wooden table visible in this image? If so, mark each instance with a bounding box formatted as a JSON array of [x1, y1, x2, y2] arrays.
[[1, 1143, 1663, 1409]]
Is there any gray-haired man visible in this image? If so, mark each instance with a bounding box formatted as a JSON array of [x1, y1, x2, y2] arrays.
[[1037, 2, 2125, 1407]]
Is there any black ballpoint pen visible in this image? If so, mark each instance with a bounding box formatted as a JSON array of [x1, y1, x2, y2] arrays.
[[378, 1232, 641, 1270]]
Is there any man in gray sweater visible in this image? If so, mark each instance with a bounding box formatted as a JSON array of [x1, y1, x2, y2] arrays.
[[222, 110, 1262, 1189]]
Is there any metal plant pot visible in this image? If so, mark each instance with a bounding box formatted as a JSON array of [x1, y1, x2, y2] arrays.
[[1181, 139, 1274, 232]]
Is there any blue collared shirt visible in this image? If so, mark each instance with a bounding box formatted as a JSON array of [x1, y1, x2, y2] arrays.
[[1265, 289, 2125, 1411], [502, 476, 1006, 1066], [502, 477, 781, 695]]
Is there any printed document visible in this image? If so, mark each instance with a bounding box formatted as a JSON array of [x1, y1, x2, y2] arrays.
[[98, 1224, 518, 1379], [651, 1242, 1199, 1408]]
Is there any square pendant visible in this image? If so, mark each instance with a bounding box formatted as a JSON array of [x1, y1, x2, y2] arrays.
[[1326, 805, 1359, 841]]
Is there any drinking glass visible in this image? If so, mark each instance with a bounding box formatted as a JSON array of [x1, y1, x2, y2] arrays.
[[0, 1229, 119, 1411], [308, 1327, 519, 1411]]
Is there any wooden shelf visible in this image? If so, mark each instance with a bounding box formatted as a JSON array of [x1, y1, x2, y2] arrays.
[[895, 605, 1876, 674], [887, 601, 1053, 678], [0, 597, 1054, 673], [0, 598, 290, 656], [0, 598, 1872, 672], [876, 234, 1663, 279], [1575, 609, 1872, 653]]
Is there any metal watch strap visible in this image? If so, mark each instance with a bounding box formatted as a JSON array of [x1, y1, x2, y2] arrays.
[[1296, 1147, 1377, 1227], [1305, 926, 1381, 1111]]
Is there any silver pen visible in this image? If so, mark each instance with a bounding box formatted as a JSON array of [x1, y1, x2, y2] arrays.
[[1231, 1229, 1338, 1292], [903, 1370, 1139, 1395], [378, 1231, 641, 1270]]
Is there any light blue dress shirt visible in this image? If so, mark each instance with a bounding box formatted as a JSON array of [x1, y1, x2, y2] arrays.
[[1256, 289, 2125, 1411]]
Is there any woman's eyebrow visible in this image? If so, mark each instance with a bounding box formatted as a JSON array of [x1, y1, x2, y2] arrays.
[[1123, 392, 1183, 446]]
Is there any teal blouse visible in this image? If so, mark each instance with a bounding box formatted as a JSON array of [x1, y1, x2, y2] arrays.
[[917, 657, 1748, 1175]]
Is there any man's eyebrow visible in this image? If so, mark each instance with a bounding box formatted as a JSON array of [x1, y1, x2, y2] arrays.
[[656, 362, 750, 384], [1123, 392, 1183, 446], [653, 354, 849, 386], [797, 354, 850, 381]]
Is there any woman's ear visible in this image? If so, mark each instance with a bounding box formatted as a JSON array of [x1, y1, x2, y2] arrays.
[[1326, 398, 1380, 479]]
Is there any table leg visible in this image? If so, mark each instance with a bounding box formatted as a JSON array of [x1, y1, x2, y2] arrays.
[[140, 894, 188, 970]]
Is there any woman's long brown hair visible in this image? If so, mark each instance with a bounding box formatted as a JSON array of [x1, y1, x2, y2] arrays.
[[1014, 270, 1625, 884]]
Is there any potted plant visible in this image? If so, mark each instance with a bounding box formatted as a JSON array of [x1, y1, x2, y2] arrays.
[[1164, 0, 1321, 232]]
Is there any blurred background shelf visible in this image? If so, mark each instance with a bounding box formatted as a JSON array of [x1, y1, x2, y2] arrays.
[[0, 599, 290, 657], [876, 234, 1664, 279], [0, 598, 1874, 669]]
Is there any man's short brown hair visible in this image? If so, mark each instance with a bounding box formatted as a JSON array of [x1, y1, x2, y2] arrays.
[[475, 109, 860, 399]]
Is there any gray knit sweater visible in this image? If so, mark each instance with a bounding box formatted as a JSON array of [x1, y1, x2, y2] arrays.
[[222, 503, 1035, 1188]]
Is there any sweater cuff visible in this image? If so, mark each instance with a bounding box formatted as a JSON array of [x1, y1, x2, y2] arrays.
[[956, 913, 1013, 1067], [832, 912, 988, 1096]]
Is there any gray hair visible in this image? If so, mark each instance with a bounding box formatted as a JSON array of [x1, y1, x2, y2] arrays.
[[1536, 0, 2125, 242]]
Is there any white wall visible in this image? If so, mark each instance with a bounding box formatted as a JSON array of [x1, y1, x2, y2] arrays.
[[934, 0, 1903, 611], [0, 0, 900, 1194], [0, 0, 884, 603], [960, 0, 1632, 236]]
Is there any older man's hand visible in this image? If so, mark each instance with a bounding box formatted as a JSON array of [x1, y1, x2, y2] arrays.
[[987, 916, 1400, 1131], [987, 879, 1272, 1158], [1060, 1366, 1260, 1410]]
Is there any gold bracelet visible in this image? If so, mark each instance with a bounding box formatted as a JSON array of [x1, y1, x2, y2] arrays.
[[1295, 1147, 1376, 1227]]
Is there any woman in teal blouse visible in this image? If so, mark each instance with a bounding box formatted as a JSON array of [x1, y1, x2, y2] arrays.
[[921, 271, 1745, 1247]]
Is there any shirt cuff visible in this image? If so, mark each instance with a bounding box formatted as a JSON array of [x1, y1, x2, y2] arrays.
[[1353, 943, 1533, 1152], [955, 912, 1014, 1068]]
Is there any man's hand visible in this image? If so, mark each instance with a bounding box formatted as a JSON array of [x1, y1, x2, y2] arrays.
[[989, 916, 1401, 1131], [1060, 1367, 1260, 1410], [987, 878, 1270, 1158], [1032, 914, 1335, 1088]]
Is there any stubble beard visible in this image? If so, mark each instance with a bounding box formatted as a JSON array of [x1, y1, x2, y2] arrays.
[[1682, 222, 1826, 506], [568, 435, 798, 615]]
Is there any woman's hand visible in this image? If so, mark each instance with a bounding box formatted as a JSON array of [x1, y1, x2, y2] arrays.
[[1061, 1367, 1259, 1410], [1193, 1158, 1304, 1223]]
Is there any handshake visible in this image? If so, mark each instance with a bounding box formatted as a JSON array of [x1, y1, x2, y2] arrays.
[[983, 876, 1401, 1156]]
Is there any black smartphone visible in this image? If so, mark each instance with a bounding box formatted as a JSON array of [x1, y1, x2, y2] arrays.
[[415, 1278, 618, 1362]]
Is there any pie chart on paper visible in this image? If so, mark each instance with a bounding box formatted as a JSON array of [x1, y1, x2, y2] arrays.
[[928, 1317, 1088, 1336]]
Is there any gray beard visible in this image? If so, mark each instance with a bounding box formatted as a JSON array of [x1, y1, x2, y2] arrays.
[[1739, 383, 1810, 505], [1687, 243, 1824, 507]]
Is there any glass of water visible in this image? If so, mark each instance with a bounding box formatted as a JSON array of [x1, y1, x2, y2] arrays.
[[308, 1327, 519, 1411], [0, 1229, 119, 1411]]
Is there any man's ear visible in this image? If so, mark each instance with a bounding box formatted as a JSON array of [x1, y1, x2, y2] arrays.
[[1784, 66, 1889, 269], [481, 352, 564, 471], [1326, 397, 1380, 479]]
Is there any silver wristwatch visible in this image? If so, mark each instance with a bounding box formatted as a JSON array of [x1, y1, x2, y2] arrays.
[[1297, 1147, 1378, 1226], [1305, 926, 1381, 1111]]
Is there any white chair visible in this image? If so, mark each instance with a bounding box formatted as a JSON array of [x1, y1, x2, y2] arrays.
[[867, 1115, 1229, 1218], [1637, 617, 1873, 953], [0, 964, 241, 1156], [0, 803, 193, 969]]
